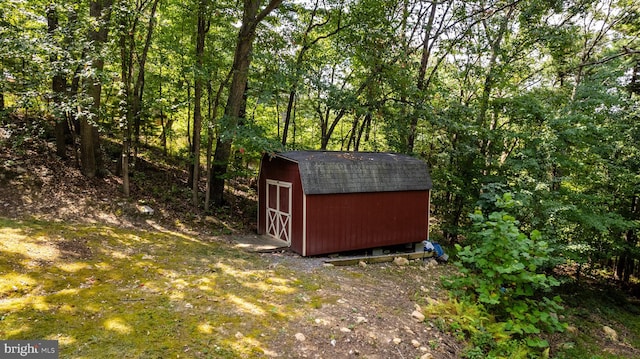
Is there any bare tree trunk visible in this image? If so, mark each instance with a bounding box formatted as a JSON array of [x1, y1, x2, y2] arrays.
[[132, 0, 160, 165], [81, 0, 112, 178], [317, 63, 387, 150], [158, 66, 170, 154], [192, 1, 210, 207], [209, 0, 282, 206], [47, 4, 70, 159], [160, 115, 173, 154], [282, 88, 296, 147], [205, 82, 214, 210], [355, 112, 371, 151], [119, 6, 134, 196], [205, 70, 231, 210], [346, 115, 359, 151]]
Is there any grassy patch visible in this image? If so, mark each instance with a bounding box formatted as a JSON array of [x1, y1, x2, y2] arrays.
[[0, 217, 315, 358]]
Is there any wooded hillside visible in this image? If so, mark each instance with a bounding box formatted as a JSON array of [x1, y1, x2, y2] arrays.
[[1, 0, 639, 282]]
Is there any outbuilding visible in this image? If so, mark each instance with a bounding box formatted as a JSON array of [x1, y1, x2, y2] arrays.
[[257, 151, 432, 256]]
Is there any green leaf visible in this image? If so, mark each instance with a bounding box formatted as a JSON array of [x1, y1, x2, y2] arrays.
[[525, 337, 549, 348]]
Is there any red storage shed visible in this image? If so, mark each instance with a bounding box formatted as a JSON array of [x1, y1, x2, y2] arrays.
[[257, 151, 432, 256]]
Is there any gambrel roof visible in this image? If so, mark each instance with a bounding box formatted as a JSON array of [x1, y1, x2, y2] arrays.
[[274, 151, 432, 195]]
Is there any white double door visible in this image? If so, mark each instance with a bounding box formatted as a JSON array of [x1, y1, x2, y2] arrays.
[[266, 180, 292, 244]]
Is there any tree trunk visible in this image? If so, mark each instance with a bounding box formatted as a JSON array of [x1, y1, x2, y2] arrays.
[[209, 0, 282, 206], [346, 115, 359, 151], [81, 0, 112, 178], [205, 82, 214, 210], [205, 71, 231, 210], [160, 114, 172, 154], [122, 137, 130, 196], [119, 6, 134, 196], [355, 112, 371, 151], [629, 59, 640, 96], [192, 1, 209, 207], [282, 88, 296, 146], [47, 4, 70, 159], [132, 0, 160, 164], [158, 67, 170, 154]]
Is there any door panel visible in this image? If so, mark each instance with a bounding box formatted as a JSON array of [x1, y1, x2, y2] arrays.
[[265, 180, 292, 244]]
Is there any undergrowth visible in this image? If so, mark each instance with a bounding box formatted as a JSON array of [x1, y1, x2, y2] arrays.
[[423, 192, 640, 358], [441, 193, 565, 358]]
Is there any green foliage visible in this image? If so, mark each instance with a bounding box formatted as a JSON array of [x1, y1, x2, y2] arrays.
[[424, 298, 544, 359], [2, 0, 639, 268], [222, 115, 284, 178], [445, 193, 565, 356]]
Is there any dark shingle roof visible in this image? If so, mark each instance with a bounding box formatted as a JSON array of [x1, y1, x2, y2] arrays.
[[275, 151, 432, 195]]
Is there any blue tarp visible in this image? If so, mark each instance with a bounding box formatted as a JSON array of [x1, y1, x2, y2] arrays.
[[423, 240, 448, 262]]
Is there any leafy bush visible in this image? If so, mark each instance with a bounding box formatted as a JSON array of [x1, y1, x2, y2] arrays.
[[446, 193, 566, 343]]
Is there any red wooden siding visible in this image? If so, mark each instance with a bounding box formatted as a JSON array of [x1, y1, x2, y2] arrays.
[[303, 190, 430, 256]]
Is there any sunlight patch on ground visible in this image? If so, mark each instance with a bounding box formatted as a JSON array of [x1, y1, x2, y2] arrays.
[[244, 280, 296, 294], [1, 321, 30, 338], [0, 295, 50, 311], [168, 290, 185, 301], [56, 262, 90, 273], [229, 333, 272, 357], [226, 294, 266, 316], [197, 322, 214, 334], [144, 220, 214, 246], [104, 249, 130, 259], [158, 268, 180, 279], [103, 318, 133, 334], [83, 303, 101, 313], [58, 303, 77, 313], [195, 277, 214, 292], [0, 235, 61, 262], [197, 284, 214, 291], [53, 288, 80, 297], [167, 278, 189, 290], [0, 273, 36, 294], [51, 335, 76, 346], [93, 261, 113, 271], [215, 262, 271, 281]]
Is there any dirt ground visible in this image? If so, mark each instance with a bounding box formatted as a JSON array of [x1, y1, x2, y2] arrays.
[[258, 249, 463, 358], [0, 127, 464, 358]]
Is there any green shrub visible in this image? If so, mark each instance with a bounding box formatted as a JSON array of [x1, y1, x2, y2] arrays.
[[446, 193, 566, 338]]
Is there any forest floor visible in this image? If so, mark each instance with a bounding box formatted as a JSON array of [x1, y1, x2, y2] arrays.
[[1, 117, 640, 358]]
